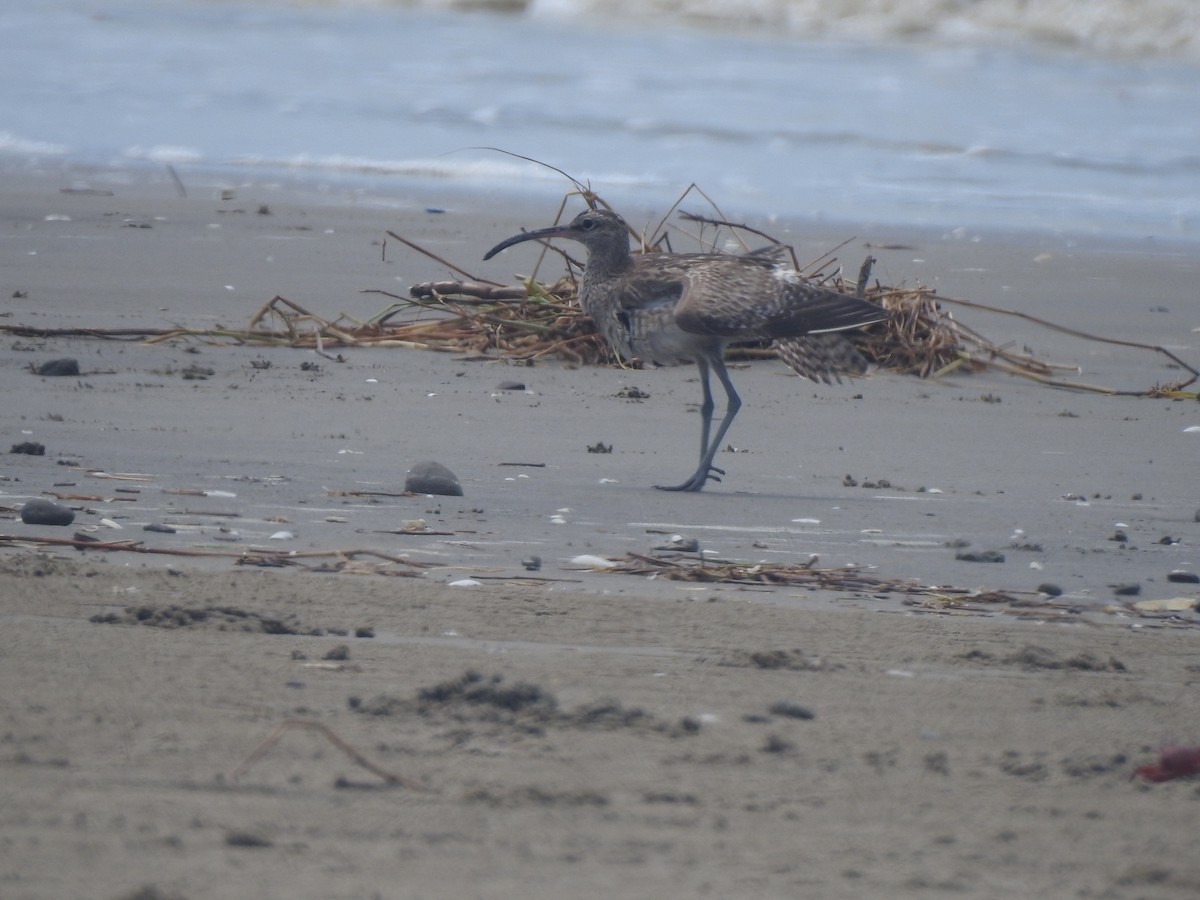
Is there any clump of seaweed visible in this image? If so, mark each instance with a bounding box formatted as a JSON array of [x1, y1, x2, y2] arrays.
[[379, 180, 1196, 396]]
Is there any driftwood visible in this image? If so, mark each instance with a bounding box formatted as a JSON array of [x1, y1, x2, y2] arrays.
[[608, 551, 1008, 598], [600, 553, 1198, 624]]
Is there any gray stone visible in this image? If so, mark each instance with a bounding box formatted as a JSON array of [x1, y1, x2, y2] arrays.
[[36, 358, 80, 377], [404, 460, 463, 496], [20, 499, 75, 526]]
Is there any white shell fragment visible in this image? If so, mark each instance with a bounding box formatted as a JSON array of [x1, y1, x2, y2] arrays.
[[1132, 597, 1197, 613], [570, 555, 617, 569]]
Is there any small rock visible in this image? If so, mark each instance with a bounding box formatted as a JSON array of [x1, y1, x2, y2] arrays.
[[521, 555, 542, 572], [1036, 583, 1064, 597], [768, 700, 815, 721], [143, 523, 177, 534], [324, 644, 351, 661], [404, 460, 463, 496], [1109, 530, 1128, 542], [354, 627, 375, 638], [36, 358, 80, 377], [955, 550, 1005, 563], [10, 442, 45, 455], [1112, 583, 1141, 596], [656, 534, 700, 553], [1166, 571, 1200, 584], [20, 499, 75, 526], [496, 380, 526, 391], [224, 831, 273, 848]]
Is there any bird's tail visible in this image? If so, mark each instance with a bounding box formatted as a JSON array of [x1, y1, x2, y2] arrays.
[[774, 333, 870, 385]]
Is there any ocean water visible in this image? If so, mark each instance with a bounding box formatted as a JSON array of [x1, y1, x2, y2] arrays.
[[2, 0, 1199, 240]]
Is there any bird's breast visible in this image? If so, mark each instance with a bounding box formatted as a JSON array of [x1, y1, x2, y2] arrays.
[[614, 305, 721, 367], [580, 269, 718, 366]]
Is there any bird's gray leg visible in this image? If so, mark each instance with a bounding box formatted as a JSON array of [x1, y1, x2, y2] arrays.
[[656, 356, 740, 492], [695, 356, 716, 462]]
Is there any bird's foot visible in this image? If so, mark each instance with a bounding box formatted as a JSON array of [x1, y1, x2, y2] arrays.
[[654, 465, 725, 493]]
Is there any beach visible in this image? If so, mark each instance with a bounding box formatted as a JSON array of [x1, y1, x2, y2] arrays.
[[2, 165, 1199, 899]]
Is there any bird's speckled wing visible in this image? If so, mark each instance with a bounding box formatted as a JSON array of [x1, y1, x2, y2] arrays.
[[670, 256, 884, 339]]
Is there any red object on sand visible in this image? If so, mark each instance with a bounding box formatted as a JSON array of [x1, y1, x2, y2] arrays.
[[1133, 745, 1200, 782]]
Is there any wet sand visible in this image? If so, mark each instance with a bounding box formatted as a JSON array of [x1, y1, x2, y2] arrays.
[[2, 164, 1199, 899]]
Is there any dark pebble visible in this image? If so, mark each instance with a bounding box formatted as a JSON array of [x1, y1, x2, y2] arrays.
[[1037, 583, 1064, 597], [496, 380, 526, 391], [1112, 583, 1141, 596], [20, 499, 75, 526], [955, 550, 1005, 563], [404, 460, 463, 496], [225, 831, 273, 848], [36, 358, 80, 377], [324, 644, 351, 661], [1109, 530, 1128, 542], [143, 523, 176, 534], [1167, 571, 1200, 584], [10, 442, 45, 455], [768, 700, 816, 720], [354, 626, 376, 638], [762, 734, 794, 754]]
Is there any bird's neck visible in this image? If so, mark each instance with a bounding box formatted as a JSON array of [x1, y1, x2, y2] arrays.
[[582, 244, 634, 281]]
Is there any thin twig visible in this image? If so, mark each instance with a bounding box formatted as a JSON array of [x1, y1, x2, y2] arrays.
[[385, 230, 501, 286], [228, 719, 424, 789]]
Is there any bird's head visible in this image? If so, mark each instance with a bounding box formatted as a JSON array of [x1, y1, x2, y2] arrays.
[[483, 208, 631, 262]]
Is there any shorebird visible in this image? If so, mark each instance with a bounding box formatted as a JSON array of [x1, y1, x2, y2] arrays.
[[484, 208, 886, 492]]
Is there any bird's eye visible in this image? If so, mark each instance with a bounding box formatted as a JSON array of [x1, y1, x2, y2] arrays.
[[579, 218, 594, 230]]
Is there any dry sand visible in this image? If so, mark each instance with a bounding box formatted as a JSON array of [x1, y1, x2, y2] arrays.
[[2, 165, 1199, 899]]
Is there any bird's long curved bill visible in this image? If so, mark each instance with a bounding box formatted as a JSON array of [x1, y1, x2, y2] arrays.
[[483, 225, 572, 260]]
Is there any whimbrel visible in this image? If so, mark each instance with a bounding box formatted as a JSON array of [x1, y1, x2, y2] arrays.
[[484, 208, 886, 492]]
